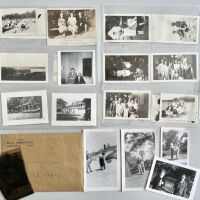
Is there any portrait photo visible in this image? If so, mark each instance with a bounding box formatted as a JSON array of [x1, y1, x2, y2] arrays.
[[47, 8, 96, 45], [161, 127, 189, 165], [104, 54, 149, 82], [104, 90, 150, 120], [58, 50, 95, 85], [121, 129, 157, 191], [84, 129, 121, 191], [146, 158, 200, 200], [104, 14, 150, 42]]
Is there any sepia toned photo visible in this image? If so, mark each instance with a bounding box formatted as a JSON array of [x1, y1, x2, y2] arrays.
[[121, 129, 157, 191], [160, 93, 198, 124], [152, 53, 198, 82], [47, 8, 96, 45], [146, 158, 200, 200], [58, 50, 95, 85], [84, 129, 121, 191], [151, 15, 199, 44], [104, 54, 149, 82], [161, 127, 189, 165], [104, 90, 150, 120], [51, 93, 96, 126], [0, 53, 48, 83], [104, 14, 150, 42], [1, 90, 48, 126]]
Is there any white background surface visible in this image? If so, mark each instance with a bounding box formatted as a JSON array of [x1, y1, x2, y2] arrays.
[[0, 0, 200, 200]]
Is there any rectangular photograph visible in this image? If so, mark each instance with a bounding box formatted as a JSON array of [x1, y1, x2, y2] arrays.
[[146, 158, 200, 200], [151, 15, 199, 44], [0, 53, 48, 83], [104, 90, 150, 120], [51, 93, 96, 126], [152, 53, 198, 82], [84, 129, 121, 191], [104, 54, 150, 83], [47, 8, 96, 45], [161, 127, 189, 165], [1, 8, 38, 36], [1, 90, 48, 126], [58, 50, 95, 85], [121, 129, 157, 191], [160, 93, 198, 124], [104, 14, 150, 42]]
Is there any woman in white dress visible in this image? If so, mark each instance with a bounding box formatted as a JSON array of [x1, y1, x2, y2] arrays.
[[58, 11, 67, 36], [68, 12, 78, 37]]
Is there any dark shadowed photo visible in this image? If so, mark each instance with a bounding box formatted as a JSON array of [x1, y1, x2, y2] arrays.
[[47, 8, 96, 45], [84, 129, 120, 191], [152, 54, 197, 81], [104, 91, 150, 119], [121, 129, 156, 190], [58, 51, 95, 85], [0, 149, 33, 200], [104, 54, 149, 82], [146, 158, 199, 200], [104, 15, 149, 41], [7, 96, 43, 120], [1, 8, 38, 35], [161, 127, 189, 165], [160, 93, 198, 123]]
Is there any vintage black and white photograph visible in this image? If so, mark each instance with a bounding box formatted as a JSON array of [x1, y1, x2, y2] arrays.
[[121, 129, 157, 191], [104, 90, 150, 120], [47, 8, 96, 45], [104, 14, 150, 42], [151, 15, 199, 44], [104, 54, 149, 82], [0, 53, 48, 83], [161, 127, 189, 165], [160, 93, 198, 123], [1, 90, 48, 126], [51, 93, 96, 126], [151, 94, 161, 122], [1, 8, 39, 35], [58, 50, 95, 85], [152, 53, 198, 81], [146, 158, 200, 200], [84, 129, 121, 191]]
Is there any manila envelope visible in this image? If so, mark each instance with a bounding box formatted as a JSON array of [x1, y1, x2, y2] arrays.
[[1, 133, 83, 192]]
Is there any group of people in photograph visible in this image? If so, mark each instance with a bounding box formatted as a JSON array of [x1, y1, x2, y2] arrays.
[[155, 56, 195, 80], [170, 141, 181, 161], [162, 100, 185, 118], [58, 10, 88, 37], [151, 169, 188, 198], [106, 94, 140, 118]]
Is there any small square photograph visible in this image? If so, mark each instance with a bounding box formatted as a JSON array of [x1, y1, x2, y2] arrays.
[[1, 8, 38, 35], [1, 90, 48, 126], [121, 129, 157, 191], [160, 93, 198, 124], [152, 53, 198, 82], [104, 90, 150, 120], [151, 94, 161, 122], [51, 93, 96, 126], [146, 158, 200, 200], [84, 129, 121, 191], [58, 50, 95, 85], [0, 53, 48, 83], [104, 14, 150, 42], [161, 127, 189, 165], [151, 15, 199, 44], [47, 8, 96, 45], [104, 54, 149, 82]]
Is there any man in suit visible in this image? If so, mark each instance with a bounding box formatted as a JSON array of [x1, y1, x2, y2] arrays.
[[74, 72, 85, 84], [173, 174, 188, 197]]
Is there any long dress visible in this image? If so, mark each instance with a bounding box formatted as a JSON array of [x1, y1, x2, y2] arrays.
[[58, 18, 67, 34], [68, 17, 78, 34]]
